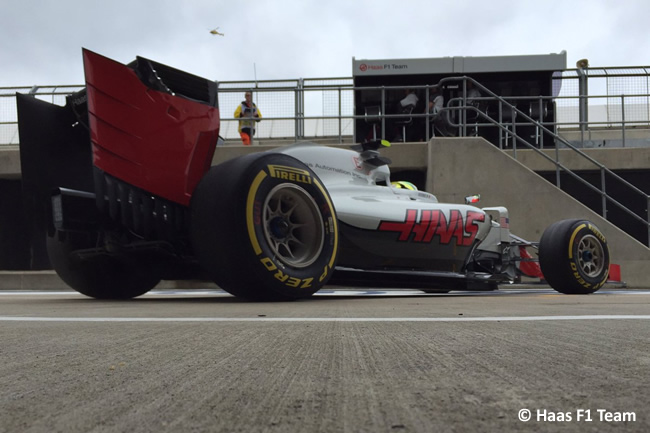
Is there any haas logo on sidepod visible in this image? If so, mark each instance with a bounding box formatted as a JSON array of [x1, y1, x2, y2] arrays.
[[379, 209, 485, 246]]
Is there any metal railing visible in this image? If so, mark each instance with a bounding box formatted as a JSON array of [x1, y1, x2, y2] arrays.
[[2, 81, 649, 146], [436, 76, 650, 247], [1, 85, 84, 145], [2, 80, 649, 245]]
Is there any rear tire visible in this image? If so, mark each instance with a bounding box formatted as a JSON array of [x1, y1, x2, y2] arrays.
[[47, 231, 161, 299], [539, 219, 609, 294], [190, 152, 339, 301]]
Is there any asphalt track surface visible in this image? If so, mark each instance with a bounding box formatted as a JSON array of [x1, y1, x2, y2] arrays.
[[1, 286, 649, 433]]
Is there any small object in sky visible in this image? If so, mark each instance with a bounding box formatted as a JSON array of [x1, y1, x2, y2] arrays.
[[209, 27, 224, 36]]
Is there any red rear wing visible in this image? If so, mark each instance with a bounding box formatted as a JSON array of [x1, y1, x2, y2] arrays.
[[83, 49, 220, 206]]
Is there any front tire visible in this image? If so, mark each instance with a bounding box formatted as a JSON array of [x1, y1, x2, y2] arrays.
[[539, 219, 610, 294], [190, 152, 338, 301]]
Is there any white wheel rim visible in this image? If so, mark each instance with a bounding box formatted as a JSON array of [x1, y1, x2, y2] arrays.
[[262, 184, 324, 268], [577, 234, 605, 278]]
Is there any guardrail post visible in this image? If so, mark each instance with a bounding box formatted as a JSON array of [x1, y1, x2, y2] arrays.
[[578, 67, 588, 138], [621, 95, 626, 147], [425, 86, 430, 140], [511, 105, 517, 157], [296, 79, 304, 140], [555, 139, 561, 189], [381, 87, 386, 140], [460, 79, 467, 137], [601, 167, 607, 218], [647, 196, 650, 247], [338, 87, 342, 143], [498, 103, 504, 150]]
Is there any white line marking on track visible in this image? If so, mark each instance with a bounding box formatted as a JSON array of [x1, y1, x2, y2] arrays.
[[1, 315, 650, 322], [1, 289, 649, 297]]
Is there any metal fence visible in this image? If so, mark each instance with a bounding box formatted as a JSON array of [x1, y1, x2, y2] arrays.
[[215, 77, 354, 142], [1, 85, 84, 145], [552, 67, 650, 131], [435, 75, 650, 246], [2, 72, 650, 245], [2, 68, 650, 146]]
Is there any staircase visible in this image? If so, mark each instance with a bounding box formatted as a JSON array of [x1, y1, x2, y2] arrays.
[[438, 76, 650, 247]]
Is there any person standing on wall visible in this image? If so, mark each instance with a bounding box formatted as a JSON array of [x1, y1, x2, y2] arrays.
[[234, 91, 262, 145]]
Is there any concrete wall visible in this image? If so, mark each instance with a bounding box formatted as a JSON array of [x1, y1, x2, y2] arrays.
[[503, 146, 650, 171], [427, 138, 650, 287], [0, 145, 21, 179]]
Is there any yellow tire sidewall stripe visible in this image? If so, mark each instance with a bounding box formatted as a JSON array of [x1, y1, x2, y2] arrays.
[[246, 168, 338, 272], [246, 171, 267, 256], [568, 223, 586, 260]]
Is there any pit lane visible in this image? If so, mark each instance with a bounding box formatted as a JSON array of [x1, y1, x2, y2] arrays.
[[1, 286, 648, 432]]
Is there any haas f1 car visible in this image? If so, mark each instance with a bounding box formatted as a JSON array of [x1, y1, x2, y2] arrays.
[[16, 50, 610, 300]]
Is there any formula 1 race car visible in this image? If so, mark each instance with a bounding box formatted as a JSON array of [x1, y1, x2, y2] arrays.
[[16, 49, 611, 300]]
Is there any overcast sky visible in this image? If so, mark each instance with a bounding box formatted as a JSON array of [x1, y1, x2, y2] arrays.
[[2, 0, 650, 87]]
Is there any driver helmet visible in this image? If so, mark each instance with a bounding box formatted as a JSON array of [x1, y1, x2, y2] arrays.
[[391, 181, 417, 190]]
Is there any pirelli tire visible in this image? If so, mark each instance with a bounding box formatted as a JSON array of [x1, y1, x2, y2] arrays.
[[190, 152, 339, 301], [46, 231, 161, 299], [539, 219, 610, 294]]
